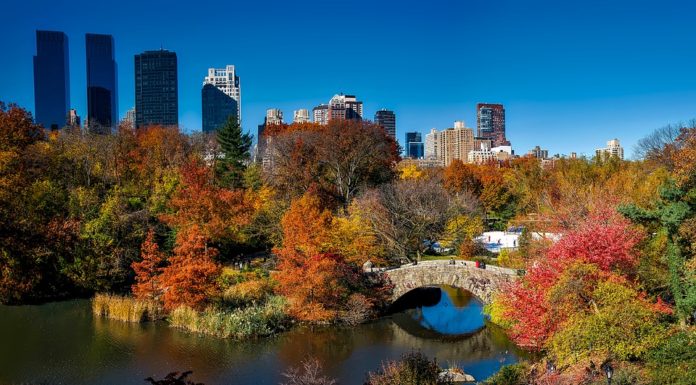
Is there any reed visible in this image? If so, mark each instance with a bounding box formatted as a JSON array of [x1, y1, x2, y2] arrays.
[[169, 295, 289, 339], [92, 293, 164, 323]]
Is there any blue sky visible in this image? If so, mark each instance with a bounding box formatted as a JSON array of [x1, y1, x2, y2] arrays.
[[1, 0, 695, 157]]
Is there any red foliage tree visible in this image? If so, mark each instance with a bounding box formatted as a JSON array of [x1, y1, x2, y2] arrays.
[[160, 226, 221, 311], [131, 229, 165, 301], [496, 207, 644, 350]]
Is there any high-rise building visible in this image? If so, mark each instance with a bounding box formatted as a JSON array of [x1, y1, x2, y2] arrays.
[[121, 107, 136, 129], [313, 104, 329, 125], [293, 109, 310, 123], [67, 109, 80, 128], [425, 128, 439, 160], [33, 30, 70, 130], [134, 49, 178, 128], [528, 145, 549, 159], [440, 121, 476, 166], [203, 65, 241, 125], [375, 109, 396, 139], [202, 84, 238, 133], [328, 94, 363, 121], [86, 33, 118, 133], [405, 132, 423, 159], [477, 103, 509, 147], [257, 109, 284, 167], [595, 139, 624, 160]]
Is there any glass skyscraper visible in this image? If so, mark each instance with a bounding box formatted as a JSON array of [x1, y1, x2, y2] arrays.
[[202, 84, 238, 133], [405, 131, 423, 159], [33, 30, 70, 130], [86, 33, 118, 133], [135, 50, 178, 128]]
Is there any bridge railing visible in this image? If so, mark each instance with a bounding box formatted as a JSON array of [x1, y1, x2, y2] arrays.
[[365, 259, 524, 276]]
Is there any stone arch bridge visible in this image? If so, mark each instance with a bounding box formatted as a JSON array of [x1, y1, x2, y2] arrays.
[[372, 260, 521, 304]]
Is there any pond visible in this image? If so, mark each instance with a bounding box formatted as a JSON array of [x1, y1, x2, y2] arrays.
[[0, 286, 524, 384]]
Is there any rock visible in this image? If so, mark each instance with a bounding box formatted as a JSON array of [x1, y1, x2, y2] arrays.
[[439, 369, 476, 383]]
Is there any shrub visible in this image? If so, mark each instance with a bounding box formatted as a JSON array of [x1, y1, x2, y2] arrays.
[[365, 351, 453, 385], [339, 293, 373, 325], [645, 331, 696, 385], [281, 358, 336, 385], [483, 363, 529, 385], [222, 277, 274, 307], [169, 295, 289, 339], [92, 293, 163, 322]]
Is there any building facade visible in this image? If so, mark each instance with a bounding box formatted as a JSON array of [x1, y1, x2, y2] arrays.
[[477, 103, 509, 147], [293, 109, 310, 123], [86, 33, 118, 133], [596, 139, 624, 160], [67, 109, 80, 128], [203, 65, 241, 125], [33, 30, 70, 130], [202, 83, 238, 133], [121, 107, 136, 129], [440, 121, 475, 166], [135, 49, 178, 128], [374, 109, 396, 139], [528, 145, 549, 159], [312, 104, 329, 125], [405, 132, 422, 159], [425, 128, 439, 160]]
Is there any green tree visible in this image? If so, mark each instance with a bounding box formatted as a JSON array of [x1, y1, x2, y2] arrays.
[[215, 115, 251, 188]]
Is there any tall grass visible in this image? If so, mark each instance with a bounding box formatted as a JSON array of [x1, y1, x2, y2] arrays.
[[92, 293, 164, 323], [169, 295, 289, 339]]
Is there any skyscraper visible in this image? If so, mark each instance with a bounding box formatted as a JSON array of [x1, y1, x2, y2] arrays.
[[405, 132, 423, 159], [86, 33, 118, 133], [202, 84, 238, 132], [293, 109, 310, 123], [257, 109, 284, 166], [374, 109, 396, 139], [135, 50, 178, 128], [33, 30, 70, 130], [203, 65, 241, 126], [67, 109, 80, 128], [122, 107, 136, 129], [476, 103, 509, 147], [424, 128, 439, 160]]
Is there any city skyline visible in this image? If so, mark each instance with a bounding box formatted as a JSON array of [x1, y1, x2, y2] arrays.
[[2, 0, 696, 157]]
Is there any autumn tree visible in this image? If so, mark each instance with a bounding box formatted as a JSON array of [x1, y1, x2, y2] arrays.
[[265, 119, 399, 205], [131, 229, 165, 300], [355, 176, 479, 263], [215, 115, 252, 188], [160, 226, 221, 311]]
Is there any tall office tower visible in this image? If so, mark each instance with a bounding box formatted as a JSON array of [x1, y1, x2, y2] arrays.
[[528, 145, 549, 159], [33, 31, 70, 130], [439, 121, 475, 166], [203, 65, 241, 125], [202, 83, 238, 132], [257, 109, 284, 166], [404, 132, 423, 159], [86, 33, 118, 133], [328, 94, 363, 121], [134, 49, 178, 128], [595, 138, 624, 160], [476, 103, 509, 147], [293, 109, 310, 123], [374, 109, 396, 139], [121, 107, 136, 129], [424, 128, 439, 160], [67, 109, 80, 128], [313, 104, 329, 125]]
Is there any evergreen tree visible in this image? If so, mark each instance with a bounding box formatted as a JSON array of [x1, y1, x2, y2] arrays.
[[215, 115, 252, 188]]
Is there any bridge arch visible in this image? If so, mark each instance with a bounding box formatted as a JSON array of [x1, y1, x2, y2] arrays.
[[379, 260, 520, 305]]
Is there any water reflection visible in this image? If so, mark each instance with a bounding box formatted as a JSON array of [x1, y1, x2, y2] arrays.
[[0, 289, 524, 385], [392, 285, 486, 337]]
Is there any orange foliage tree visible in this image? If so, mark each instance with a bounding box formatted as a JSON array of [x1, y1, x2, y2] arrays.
[[161, 159, 252, 243], [160, 226, 221, 311], [131, 229, 165, 300]]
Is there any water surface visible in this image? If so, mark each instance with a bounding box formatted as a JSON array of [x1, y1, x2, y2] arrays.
[[0, 286, 523, 384]]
